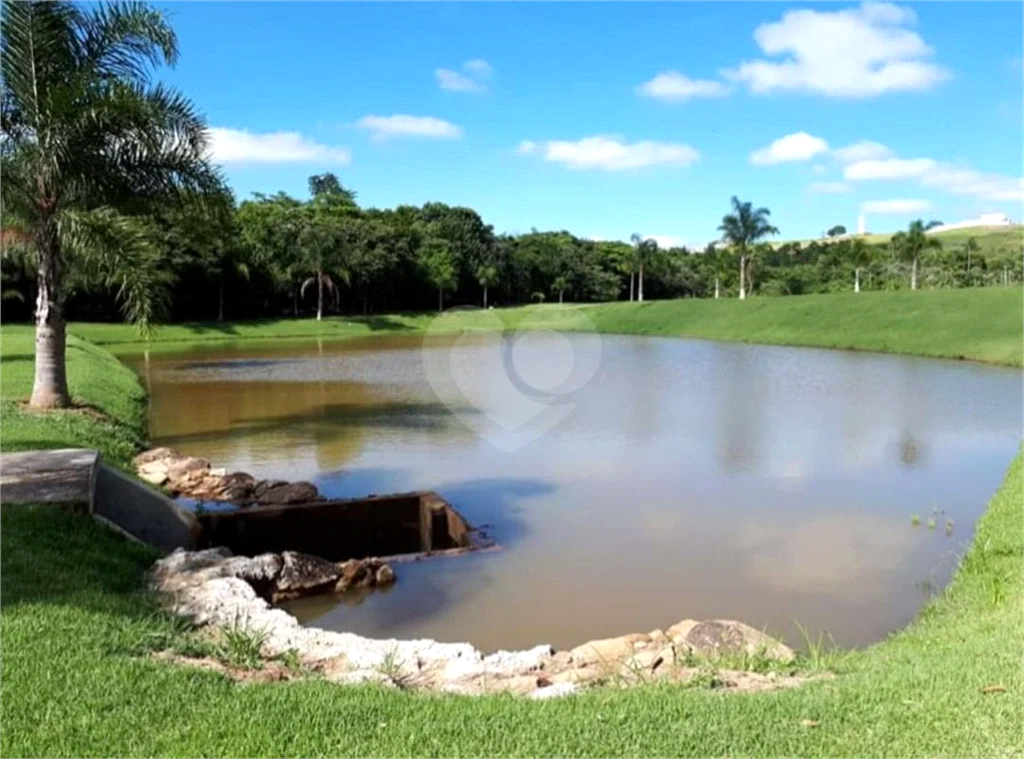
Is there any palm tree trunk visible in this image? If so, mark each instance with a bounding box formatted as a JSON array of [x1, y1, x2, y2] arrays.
[[29, 223, 71, 409], [316, 271, 323, 321], [293, 286, 299, 316], [966, 252, 971, 286], [714, 275, 720, 299], [438, 286, 443, 312], [629, 272, 634, 302], [218, 285, 224, 321], [739, 254, 746, 300], [559, 290, 563, 305], [638, 262, 644, 302], [854, 267, 860, 293], [483, 284, 488, 309], [911, 257, 918, 290]]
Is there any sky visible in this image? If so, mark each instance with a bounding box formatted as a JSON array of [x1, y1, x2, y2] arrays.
[[155, 1, 1023, 247]]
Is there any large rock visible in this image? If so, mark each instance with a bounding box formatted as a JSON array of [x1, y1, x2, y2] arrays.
[[257, 481, 319, 506], [215, 472, 257, 502], [667, 619, 794, 662], [133, 447, 181, 468], [272, 551, 341, 601], [569, 633, 651, 667]]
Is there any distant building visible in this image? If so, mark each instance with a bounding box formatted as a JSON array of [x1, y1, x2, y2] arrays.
[[927, 213, 1015, 234], [857, 214, 866, 235]]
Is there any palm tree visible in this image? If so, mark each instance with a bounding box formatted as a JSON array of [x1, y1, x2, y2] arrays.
[[551, 275, 569, 304], [476, 264, 498, 308], [718, 197, 779, 300], [297, 217, 349, 321], [629, 234, 657, 302], [964, 237, 979, 286], [891, 220, 941, 290], [1, 1, 221, 408], [850, 238, 870, 293]]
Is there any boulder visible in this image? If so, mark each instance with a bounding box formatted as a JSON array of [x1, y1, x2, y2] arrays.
[[668, 619, 794, 662], [569, 633, 651, 667], [257, 481, 319, 506], [138, 469, 168, 486], [167, 456, 211, 478], [215, 472, 257, 502], [133, 447, 180, 468], [375, 564, 395, 585], [272, 551, 341, 601], [253, 480, 288, 499]]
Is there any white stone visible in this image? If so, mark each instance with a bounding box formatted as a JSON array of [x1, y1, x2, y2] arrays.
[[529, 683, 578, 700]]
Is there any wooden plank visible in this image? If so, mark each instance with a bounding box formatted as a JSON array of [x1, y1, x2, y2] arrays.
[[0, 448, 98, 504]]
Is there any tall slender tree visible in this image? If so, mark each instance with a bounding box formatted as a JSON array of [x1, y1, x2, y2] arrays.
[[718, 197, 779, 300], [891, 219, 941, 291], [1, 1, 221, 407], [629, 234, 657, 302]]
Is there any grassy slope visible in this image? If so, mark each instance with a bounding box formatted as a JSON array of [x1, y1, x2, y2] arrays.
[[777, 225, 1022, 257], [2, 290, 1022, 756], [0, 324, 146, 469], [73, 288, 1023, 367]]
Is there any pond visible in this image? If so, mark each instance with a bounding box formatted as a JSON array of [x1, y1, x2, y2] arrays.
[[127, 330, 1021, 652]]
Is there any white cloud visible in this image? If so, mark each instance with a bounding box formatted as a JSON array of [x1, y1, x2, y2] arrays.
[[862, 199, 933, 214], [750, 132, 829, 165], [724, 2, 950, 97], [463, 58, 492, 75], [436, 59, 492, 93], [636, 71, 730, 101], [832, 140, 895, 164], [358, 115, 463, 141], [206, 127, 351, 165], [808, 182, 851, 194], [516, 140, 538, 155], [843, 151, 1023, 201], [920, 166, 1024, 202], [535, 136, 700, 171], [844, 157, 936, 180]]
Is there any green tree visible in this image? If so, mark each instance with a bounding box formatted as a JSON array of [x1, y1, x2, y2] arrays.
[[476, 264, 499, 308], [629, 234, 658, 302], [891, 219, 941, 290], [850, 238, 870, 293], [550, 275, 569, 304], [964, 237, 979, 286], [418, 236, 457, 311], [827, 225, 847, 237], [718, 197, 779, 300], [297, 216, 350, 321], [1, 0, 220, 407]]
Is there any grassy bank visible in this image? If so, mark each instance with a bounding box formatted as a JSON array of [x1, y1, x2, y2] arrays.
[[2, 288, 1022, 756], [779, 224, 1021, 257], [72, 288, 1023, 366], [0, 324, 147, 469]]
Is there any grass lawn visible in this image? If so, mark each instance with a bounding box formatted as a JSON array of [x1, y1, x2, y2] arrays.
[[73, 287, 1022, 367], [1, 289, 1022, 756], [0, 324, 146, 469]]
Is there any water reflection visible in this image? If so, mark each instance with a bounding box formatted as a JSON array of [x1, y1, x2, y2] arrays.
[[130, 334, 1021, 651]]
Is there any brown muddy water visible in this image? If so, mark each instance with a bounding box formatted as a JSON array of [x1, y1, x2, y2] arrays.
[[127, 332, 1021, 652]]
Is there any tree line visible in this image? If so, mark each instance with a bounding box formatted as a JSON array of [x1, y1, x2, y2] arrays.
[[1, 1, 1018, 409]]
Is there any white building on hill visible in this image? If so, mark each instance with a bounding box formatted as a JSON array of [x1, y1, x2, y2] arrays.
[[927, 213, 1015, 234]]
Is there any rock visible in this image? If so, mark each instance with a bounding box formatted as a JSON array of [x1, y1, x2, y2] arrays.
[[483, 645, 554, 674], [167, 456, 211, 478], [529, 682, 578, 700], [375, 564, 395, 585], [670, 620, 794, 663], [133, 447, 180, 468], [215, 472, 257, 502], [209, 467, 227, 477], [272, 551, 341, 600], [138, 469, 168, 486], [570, 633, 651, 667], [257, 481, 319, 506], [252, 480, 287, 499]]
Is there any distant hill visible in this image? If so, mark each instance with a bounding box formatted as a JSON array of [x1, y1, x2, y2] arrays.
[[774, 225, 1021, 258]]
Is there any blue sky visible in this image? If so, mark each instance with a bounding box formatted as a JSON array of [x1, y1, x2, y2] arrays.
[[156, 1, 1022, 246]]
